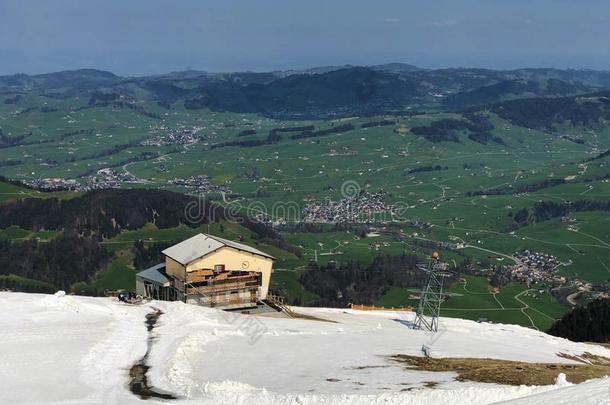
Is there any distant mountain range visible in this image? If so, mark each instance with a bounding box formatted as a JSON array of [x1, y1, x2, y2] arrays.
[[3, 63, 610, 119]]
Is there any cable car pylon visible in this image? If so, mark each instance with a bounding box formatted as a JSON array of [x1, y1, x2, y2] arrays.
[[412, 251, 453, 332]]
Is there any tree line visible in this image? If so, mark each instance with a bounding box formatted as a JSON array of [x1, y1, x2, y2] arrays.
[[469, 173, 610, 197], [410, 114, 496, 144], [361, 119, 396, 128], [509, 199, 610, 229], [0, 189, 279, 240], [290, 123, 355, 140], [211, 125, 315, 149], [548, 298, 610, 342]]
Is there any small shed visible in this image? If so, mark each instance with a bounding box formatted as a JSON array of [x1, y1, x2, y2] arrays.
[[135, 263, 174, 301]]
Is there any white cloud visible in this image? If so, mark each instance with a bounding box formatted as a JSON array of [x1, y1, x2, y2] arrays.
[[385, 17, 400, 24]]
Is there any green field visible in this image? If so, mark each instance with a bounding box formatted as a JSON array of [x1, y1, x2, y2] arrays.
[[0, 225, 60, 241], [374, 275, 569, 330], [93, 258, 137, 291]]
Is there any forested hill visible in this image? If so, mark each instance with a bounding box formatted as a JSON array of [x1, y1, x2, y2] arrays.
[[548, 299, 610, 342], [442, 78, 591, 109], [4, 65, 610, 118], [183, 67, 420, 118], [487, 91, 610, 131]]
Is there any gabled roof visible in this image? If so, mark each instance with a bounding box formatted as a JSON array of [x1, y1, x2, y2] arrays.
[[161, 233, 274, 265], [136, 263, 170, 286]]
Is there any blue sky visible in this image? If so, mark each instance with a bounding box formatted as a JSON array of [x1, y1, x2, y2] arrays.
[[1, 0, 609, 75]]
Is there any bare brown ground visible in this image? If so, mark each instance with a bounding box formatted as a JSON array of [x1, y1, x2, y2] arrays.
[[390, 352, 610, 386], [256, 310, 335, 322], [291, 312, 337, 322]]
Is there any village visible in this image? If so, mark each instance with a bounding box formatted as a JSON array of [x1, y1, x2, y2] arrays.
[[301, 191, 400, 223], [140, 124, 207, 147], [487, 249, 610, 305], [508, 250, 564, 284], [168, 175, 228, 194], [21, 167, 141, 191], [22, 169, 228, 194], [21, 160, 158, 191]]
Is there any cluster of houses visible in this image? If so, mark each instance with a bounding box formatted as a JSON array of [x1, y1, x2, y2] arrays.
[[302, 191, 398, 223], [368, 240, 391, 251], [23, 168, 228, 194], [168, 175, 228, 194], [515, 250, 561, 274], [503, 250, 562, 284], [140, 125, 206, 147], [93, 168, 139, 185], [22, 167, 143, 191], [22, 178, 81, 191]]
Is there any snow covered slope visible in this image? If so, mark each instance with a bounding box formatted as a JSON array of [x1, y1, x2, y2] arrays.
[[1, 291, 609, 404], [497, 377, 610, 404]]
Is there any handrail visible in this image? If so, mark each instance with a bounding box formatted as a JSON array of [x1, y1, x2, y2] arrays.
[[186, 281, 260, 294], [185, 279, 261, 307]]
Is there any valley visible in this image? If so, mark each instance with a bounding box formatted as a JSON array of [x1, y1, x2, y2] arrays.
[[1, 66, 609, 331]]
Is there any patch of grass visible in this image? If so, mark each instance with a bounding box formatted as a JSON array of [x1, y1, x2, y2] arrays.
[[375, 287, 418, 308], [0, 225, 61, 241], [0, 181, 29, 202], [270, 269, 318, 304], [93, 258, 137, 291], [0, 225, 30, 240], [443, 276, 499, 309], [390, 352, 610, 386]]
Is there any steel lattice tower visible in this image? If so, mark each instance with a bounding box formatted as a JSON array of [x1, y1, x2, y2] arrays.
[[413, 255, 452, 332]]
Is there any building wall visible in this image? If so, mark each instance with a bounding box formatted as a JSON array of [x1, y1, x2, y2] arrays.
[[183, 246, 273, 298], [165, 256, 186, 282]]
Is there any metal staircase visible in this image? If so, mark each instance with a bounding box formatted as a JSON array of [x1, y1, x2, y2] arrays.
[[265, 293, 297, 318]]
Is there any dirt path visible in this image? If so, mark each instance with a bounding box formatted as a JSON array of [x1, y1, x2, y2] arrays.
[[492, 293, 505, 309], [566, 291, 581, 307], [514, 290, 538, 330], [462, 244, 522, 265]]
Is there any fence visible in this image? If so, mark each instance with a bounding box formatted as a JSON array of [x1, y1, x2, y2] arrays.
[[349, 303, 412, 312]]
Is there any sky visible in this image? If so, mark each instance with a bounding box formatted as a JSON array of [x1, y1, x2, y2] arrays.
[[1, 0, 609, 76]]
